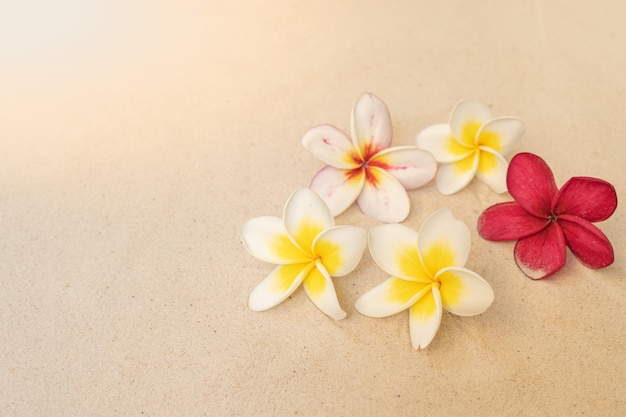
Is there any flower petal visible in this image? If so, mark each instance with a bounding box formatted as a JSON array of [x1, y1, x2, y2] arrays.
[[350, 93, 392, 159], [514, 223, 566, 279], [301, 124, 360, 169], [409, 285, 442, 349], [368, 224, 432, 282], [475, 149, 509, 193], [449, 100, 492, 147], [436, 267, 494, 316], [303, 263, 346, 320], [284, 188, 334, 252], [357, 168, 410, 223], [415, 123, 473, 163], [435, 151, 479, 195], [553, 177, 618, 222], [417, 208, 471, 275], [248, 262, 313, 311], [310, 165, 365, 217], [476, 116, 525, 155], [478, 202, 550, 241], [507, 153, 557, 218], [355, 277, 431, 318], [370, 146, 437, 190], [313, 226, 367, 277], [558, 214, 614, 269], [241, 216, 312, 264]]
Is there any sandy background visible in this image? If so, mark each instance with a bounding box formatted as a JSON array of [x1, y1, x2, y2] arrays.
[[1, 1, 624, 416]]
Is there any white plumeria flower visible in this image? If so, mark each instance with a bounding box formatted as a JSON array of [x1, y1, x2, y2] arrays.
[[241, 188, 367, 320], [416, 100, 524, 195], [355, 209, 494, 349], [302, 93, 437, 223]]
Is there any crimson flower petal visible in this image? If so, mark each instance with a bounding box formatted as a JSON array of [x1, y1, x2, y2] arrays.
[[558, 214, 614, 269], [514, 223, 566, 279], [478, 202, 549, 241], [553, 177, 618, 222], [507, 153, 557, 218]]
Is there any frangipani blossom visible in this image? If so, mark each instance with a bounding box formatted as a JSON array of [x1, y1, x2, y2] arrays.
[[478, 152, 617, 280], [302, 93, 437, 223], [356, 209, 494, 349], [241, 188, 367, 319], [416, 100, 524, 195]]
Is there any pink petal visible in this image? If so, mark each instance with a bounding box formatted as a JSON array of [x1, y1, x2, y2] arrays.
[[350, 93, 392, 160], [558, 214, 614, 269], [370, 146, 437, 190], [507, 153, 558, 218], [514, 223, 566, 279], [553, 177, 618, 222], [310, 165, 365, 217], [357, 168, 410, 223], [301, 124, 360, 169], [478, 202, 549, 241]]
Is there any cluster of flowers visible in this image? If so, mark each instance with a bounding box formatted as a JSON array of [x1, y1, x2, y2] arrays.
[[241, 93, 617, 349]]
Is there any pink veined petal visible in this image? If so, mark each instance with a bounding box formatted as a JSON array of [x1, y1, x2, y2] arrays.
[[357, 167, 410, 223], [301, 124, 361, 169], [558, 214, 615, 269], [415, 123, 473, 163], [514, 223, 567, 280], [310, 165, 365, 216], [449, 100, 493, 147], [283, 188, 334, 252], [370, 146, 437, 190], [409, 285, 443, 349], [553, 176, 618, 222], [478, 202, 550, 241], [241, 216, 312, 264], [302, 262, 347, 320], [312, 226, 367, 277], [355, 277, 432, 318], [435, 266, 494, 316], [435, 151, 479, 195], [417, 208, 471, 273], [507, 153, 558, 218], [475, 148, 508, 193], [476, 116, 525, 156], [248, 262, 314, 311], [350, 92, 393, 160]]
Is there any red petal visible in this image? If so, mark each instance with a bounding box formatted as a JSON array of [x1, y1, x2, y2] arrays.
[[553, 177, 618, 222], [558, 214, 614, 269], [478, 202, 549, 241], [514, 223, 566, 279], [507, 153, 557, 218]]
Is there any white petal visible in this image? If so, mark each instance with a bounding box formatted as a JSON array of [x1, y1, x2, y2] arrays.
[[371, 146, 437, 190], [415, 123, 473, 163], [313, 226, 367, 277], [350, 92, 392, 159], [477, 116, 524, 156], [475, 149, 509, 193], [409, 285, 443, 349], [301, 124, 360, 169], [248, 263, 313, 311], [355, 277, 431, 318], [241, 216, 311, 264], [310, 165, 365, 217], [417, 208, 471, 275], [357, 168, 410, 223], [435, 151, 479, 195], [368, 224, 431, 282], [449, 100, 492, 147], [303, 263, 346, 320], [283, 188, 334, 252], [436, 266, 494, 316]]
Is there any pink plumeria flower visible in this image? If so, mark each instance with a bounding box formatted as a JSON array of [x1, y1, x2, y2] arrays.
[[302, 93, 437, 223], [416, 100, 524, 195], [478, 152, 617, 280], [241, 188, 367, 319], [355, 209, 494, 349]]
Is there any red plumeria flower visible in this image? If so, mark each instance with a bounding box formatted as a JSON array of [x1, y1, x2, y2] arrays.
[[478, 152, 617, 279]]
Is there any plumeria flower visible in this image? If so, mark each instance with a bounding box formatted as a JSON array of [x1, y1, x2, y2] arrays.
[[302, 92, 437, 223], [416, 100, 525, 195], [355, 209, 494, 349], [478, 152, 617, 280], [241, 188, 367, 319]]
